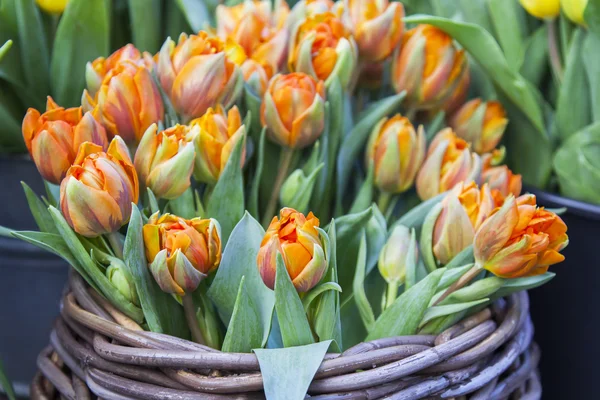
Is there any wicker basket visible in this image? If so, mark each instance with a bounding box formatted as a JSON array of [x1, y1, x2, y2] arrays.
[[31, 272, 541, 400]]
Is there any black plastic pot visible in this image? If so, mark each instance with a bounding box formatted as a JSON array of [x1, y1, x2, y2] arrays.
[[0, 155, 68, 397], [526, 187, 600, 400]]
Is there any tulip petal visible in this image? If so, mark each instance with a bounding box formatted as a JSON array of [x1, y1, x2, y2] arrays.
[[290, 93, 325, 148], [172, 249, 206, 293], [485, 235, 537, 278], [134, 124, 159, 184], [292, 243, 327, 292], [257, 234, 280, 290], [281, 241, 313, 280], [147, 141, 195, 199], [263, 89, 292, 146], [433, 194, 474, 265], [158, 37, 177, 95], [416, 139, 448, 200], [474, 195, 519, 265], [150, 249, 185, 295]]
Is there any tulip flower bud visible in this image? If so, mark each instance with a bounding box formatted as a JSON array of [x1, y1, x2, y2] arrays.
[[280, 170, 305, 206], [143, 213, 222, 295], [519, 0, 560, 19], [36, 0, 68, 14], [86, 44, 142, 97], [22, 97, 108, 184], [134, 124, 197, 199], [432, 181, 495, 265], [261, 72, 326, 149], [378, 225, 418, 285], [482, 164, 522, 206], [83, 60, 164, 143], [474, 194, 568, 278], [257, 208, 327, 292], [157, 32, 244, 121], [441, 67, 470, 115], [241, 59, 272, 97], [60, 137, 139, 237], [343, 0, 405, 62], [289, 12, 358, 89], [106, 259, 140, 306], [365, 114, 426, 194], [449, 99, 508, 155], [562, 0, 588, 25], [416, 128, 482, 201], [189, 105, 246, 185], [392, 25, 469, 111]]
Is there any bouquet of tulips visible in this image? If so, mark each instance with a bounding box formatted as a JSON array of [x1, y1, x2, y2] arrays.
[[3, 0, 570, 394]]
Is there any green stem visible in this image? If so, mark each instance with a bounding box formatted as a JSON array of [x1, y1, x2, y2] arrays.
[[377, 192, 392, 215], [262, 148, 294, 227], [182, 294, 206, 345], [546, 19, 563, 83], [106, 232, 124, 259], [433, 264, 482, 306], [385, 282, 399, 310], [405, 107, 417, 121]]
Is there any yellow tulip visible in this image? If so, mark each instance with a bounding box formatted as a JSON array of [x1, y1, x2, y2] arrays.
[[562, 0, 588, 25], [36, 0, 68, 14], [519, 0, 560, 19]]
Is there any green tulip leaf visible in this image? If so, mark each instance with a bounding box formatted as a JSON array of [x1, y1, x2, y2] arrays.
[[435, 276, 504, 306], [444, 245, 475, 269], [420, 298, 489, 328], [349, 162, 374, 214], [176, 0, 211, 31], [254, 340, 332, 400], [302, 282, 341, 313], [124, 206, 188, 336], [221, 276, 263, 352], [206, 132, 245, 243], [208, 212, 274, 346], [393, 192, 447, 229], [585, 0, 600, 38], [168, 187, 196, 219], [437, 263, 475, 291], [15, 0, 49, 96], [249, 127, 266, 219], [420, 203, 442, 274], [0, 40, 11, 63], [21, 182, 58, 234], [244, 84, 263, 138], [486, 0, 524, 70], [0, 358, 15, 400], [519, 25, 549, 88], [127, 0, 162, 53], [353, 231, 376, 332], [492, 272, 556, 300], [583, 32, 600, 122], [282, 163, 325, 214]]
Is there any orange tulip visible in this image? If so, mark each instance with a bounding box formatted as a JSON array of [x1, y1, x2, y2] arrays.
[[190, 105, 246, 185], [143, 213, 221, 295], [60, 137, 139, 237], [261, 72, 326, 149], [365, 114, 426, 194], [216, 0, 289, 73], [257, 208, 326, 292], [392, 25, 469, 111], [450, 98, 509, 154], [83, 60, 164, 143], [441, 66, 470, 115], [157, 32, 243, 121], [289, 12, 357, 88], [474, 194, 568, 278], [134, 124, 197, 199], [432, 181, 495, 264], [343, 0, 404, 62], [482, 163, 522, 206], [22, 97, 108, 184], [240, 59, 272, 96], [416, 128, 482, 200], [86, 44, 143, 96]]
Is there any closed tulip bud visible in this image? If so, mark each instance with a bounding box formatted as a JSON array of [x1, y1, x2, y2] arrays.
[[433, 181, 495, 264], [343, 0, 404, 62], [378, 225, 418, 285], [519, 0, 560, 19], [216, 0, 289, 73], [143, 213, 222, 295], [241, 59, 272, 97], [86, 44, 142, 97], [562, 0, 588, 25], [60, 137, 139, 237], [289, 12, 358, 89], [261, 72, 326, 149], [190, 105, 246, 185], [366, 114, 426, 194], [279, 169, 306, 206], [441, 66, 470, 115], [134, 124, 197, 199], [83, 60, 164, 143], [106, 259, 140, 306], [482, 164, 522, 206], [22, 97, 108, 184], [36, 0, 68, 14], [157, 32, 243, 121], [474, 194, 568, 278], [257, 208, 326, 292], [392, 25, 469, 111], [449, 99, 508, 155], [416, 128, 482, 200]]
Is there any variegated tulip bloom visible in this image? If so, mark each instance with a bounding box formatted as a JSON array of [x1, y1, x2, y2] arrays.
[[482, 163, 522, 206], [450, 99, 509, 154], [378, 225, 418, 285], [416, 128, 482, 200], [83, 60, 164, 143], [289, 12, 357, 88], [261, 72, 326, 149], [241, 59, 272, 97], [143, 213, 221, 295], [216, 0, 289, 74], [432, 181, 495, 265], [157, 32, 244, 121], [474, 194, 568, 278], [257, 208, 326, 292], [441, 66, 470, 115], [341, 0, 404, 62], [365, 114, 426, 194], [392, 25, 469, 111], [134, 124, 197, 199], [190, 105, 246, 185], [86, 44, 144, 97], [22, 97, 108, 185], [60, 137, 139, 237]]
